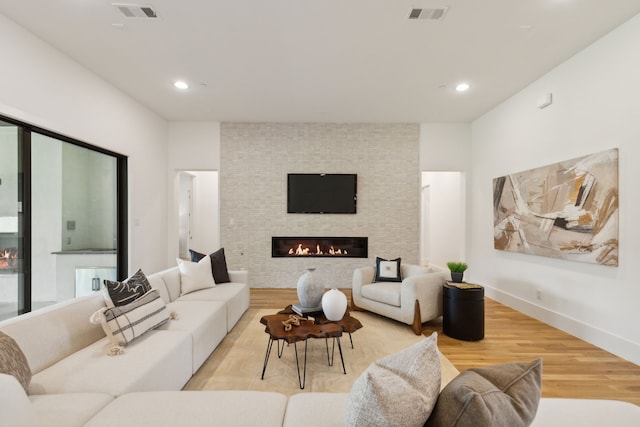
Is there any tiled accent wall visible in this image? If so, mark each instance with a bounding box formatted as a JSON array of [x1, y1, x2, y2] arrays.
[[220, 123, 420, 288]]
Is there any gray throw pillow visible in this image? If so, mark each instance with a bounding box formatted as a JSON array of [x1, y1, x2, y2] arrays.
[[344, 332, 441, 427], [0, 331, 32, 393], [425, 359, 542, 427]]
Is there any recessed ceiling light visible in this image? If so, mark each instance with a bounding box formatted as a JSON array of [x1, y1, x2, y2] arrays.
[[455, 82, 470, 92], [174, 81, 189, 90]]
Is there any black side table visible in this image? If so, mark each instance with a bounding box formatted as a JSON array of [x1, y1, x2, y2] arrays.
[[443, 282, 484, 341]]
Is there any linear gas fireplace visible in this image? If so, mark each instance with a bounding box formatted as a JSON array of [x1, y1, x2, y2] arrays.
[[272, 237, 368, 258]]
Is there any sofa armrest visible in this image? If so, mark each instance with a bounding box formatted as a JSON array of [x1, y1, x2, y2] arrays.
[[400, 270, 448, 323], [352, 266, 376, 301], [228, 270, 248, 284]]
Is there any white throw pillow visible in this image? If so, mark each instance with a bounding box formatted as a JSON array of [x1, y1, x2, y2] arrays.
[[344, 332, 442, 427], [177, 256, 216, 296]]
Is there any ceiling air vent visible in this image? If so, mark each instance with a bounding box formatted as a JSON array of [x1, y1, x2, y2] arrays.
[[408, 7, 448, 20], [113, 3, 159, 19]]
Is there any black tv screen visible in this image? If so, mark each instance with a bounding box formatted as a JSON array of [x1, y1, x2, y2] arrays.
[[287, 173, 357, 214]]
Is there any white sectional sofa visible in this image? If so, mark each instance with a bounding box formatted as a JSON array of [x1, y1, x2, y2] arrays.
[[0, 266, 248, 398], [3, 372, 640, 427], [2, 265, 639, 427]]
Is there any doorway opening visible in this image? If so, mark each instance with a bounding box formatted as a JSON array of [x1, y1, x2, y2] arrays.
[[421, 171, 466, 268], [176, 171, 219, 259]]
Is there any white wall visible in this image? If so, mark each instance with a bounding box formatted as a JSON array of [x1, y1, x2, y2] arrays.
[[419, 123, 471, 270], [0, 13, 169, 274], [421, 172, 466, 268], [419, 123, 472, 172], [470, 13, 640, 363], [167, 122, 221, 264], [220, 123, 420, 289], [190, 171, 220, 253]]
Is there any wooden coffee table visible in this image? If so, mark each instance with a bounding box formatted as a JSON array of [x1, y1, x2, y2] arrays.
[[260, 313, 346, 389], [278, 305, 363, 348]]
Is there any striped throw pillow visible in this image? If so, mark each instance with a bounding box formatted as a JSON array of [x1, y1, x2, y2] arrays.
[[92, 289, 169, 349]]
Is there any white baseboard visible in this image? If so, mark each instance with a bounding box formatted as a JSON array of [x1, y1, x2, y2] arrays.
[[483, 285, 640, 365]]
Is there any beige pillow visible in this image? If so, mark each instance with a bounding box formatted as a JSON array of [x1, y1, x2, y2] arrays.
[[0, 331, 32, 393], [177, 256, 216, 296], [344, 332, 441, 427], [426, 359, 542, 427]]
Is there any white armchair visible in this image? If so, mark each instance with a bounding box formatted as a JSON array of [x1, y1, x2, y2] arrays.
[[351, 263, 448, 335]]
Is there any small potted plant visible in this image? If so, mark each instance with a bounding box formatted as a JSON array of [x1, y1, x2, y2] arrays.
[[447, 261, 468, 283]]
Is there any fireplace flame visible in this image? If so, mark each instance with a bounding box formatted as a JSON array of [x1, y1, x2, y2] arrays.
[[287, 243, 348, 256], [0, 247, 18, 269]]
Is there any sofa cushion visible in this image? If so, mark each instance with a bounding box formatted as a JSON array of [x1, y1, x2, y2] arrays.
[[190, 247, 231, 284], [159, 267, 182, 302], [0, 294, 106, 375], [30, 392, 115, 427], [531, 398, 640, 426], [147, 274, 171, 305], [177, 257, 216, 296], [92, 290, 170, 348], [426, 359, 542, 427], [103, 269, 152, 307], [361, 282, 401, 307], [84, 390, 288, 427], [0, 331, 31, 393], [284, 392, 350, 427], [0, 373, 38, 426], [375, 256, 402, 282], [176, 282, 250, 332], [29, 331, 192, 396], [160, 300, 227, 373], [344, 333, 441, 427]]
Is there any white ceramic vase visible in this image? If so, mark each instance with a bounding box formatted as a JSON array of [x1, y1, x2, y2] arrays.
[[297, 268, 323, 308], [322, 288, 348, 321]]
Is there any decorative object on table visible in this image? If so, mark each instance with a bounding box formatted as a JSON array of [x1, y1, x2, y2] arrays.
[[281, 314, 305, 331], [322, 288, 348, 321], [493, 148, 619, 266], [447, 261, 468, 283], [291, 303, 322, 316], [296, 268, 324, 309]]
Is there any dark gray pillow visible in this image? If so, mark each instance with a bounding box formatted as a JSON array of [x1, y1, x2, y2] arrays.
[[0, 331, 32, 393], [103, 269, 152, 307], [190, 248, 231, 284], [426, 359, 542, 427]]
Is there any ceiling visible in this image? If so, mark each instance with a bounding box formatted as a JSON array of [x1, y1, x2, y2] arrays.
[[1, 1, 639, 123]]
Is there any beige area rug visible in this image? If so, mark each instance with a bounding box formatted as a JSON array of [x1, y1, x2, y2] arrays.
[[185, 309, 459, 395]]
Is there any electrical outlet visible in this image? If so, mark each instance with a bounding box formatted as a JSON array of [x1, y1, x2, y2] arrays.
[[536, 289, 543, 301]]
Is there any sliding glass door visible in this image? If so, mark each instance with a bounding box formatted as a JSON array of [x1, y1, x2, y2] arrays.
[[0, 121, 25, 319], [0, 115, 126, 321], [31, 133, 118, 307]]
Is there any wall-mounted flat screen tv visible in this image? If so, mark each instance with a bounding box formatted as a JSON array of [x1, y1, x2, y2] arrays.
[[287, 173, 357, 214]]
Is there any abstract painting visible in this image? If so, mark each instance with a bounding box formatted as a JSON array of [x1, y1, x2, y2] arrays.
[[493, 148, 618, 266]]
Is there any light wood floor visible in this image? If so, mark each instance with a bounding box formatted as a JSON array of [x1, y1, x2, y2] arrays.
[[251, 288, 640, 405]]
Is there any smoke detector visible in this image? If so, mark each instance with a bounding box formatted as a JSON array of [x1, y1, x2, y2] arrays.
[[113, 3, 159, 19], [408, 7, 448, 20]]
